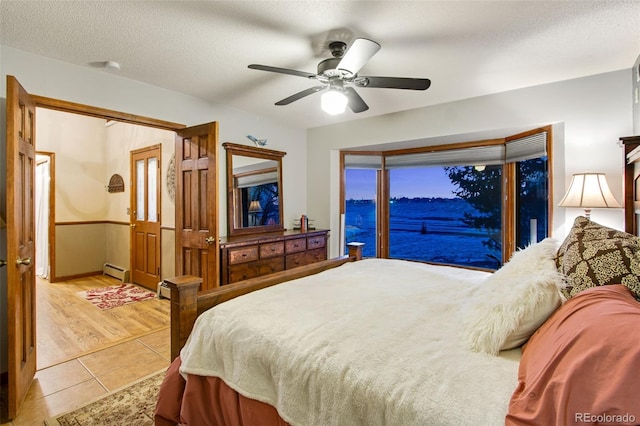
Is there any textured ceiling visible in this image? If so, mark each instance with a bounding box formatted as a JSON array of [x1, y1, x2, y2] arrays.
[[1, 1, 639, 129]]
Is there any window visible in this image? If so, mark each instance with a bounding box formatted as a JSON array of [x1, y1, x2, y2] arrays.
[[343, 154, 382, 257], [341, 127, 551, 269], [388, 165, 503, 268]]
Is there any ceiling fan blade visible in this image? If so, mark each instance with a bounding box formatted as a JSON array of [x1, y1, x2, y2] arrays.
[[275, 86, 325, 106], [248, 64, 317, 79], [355, 76, 431, 90], [337, 38, 381, 75], [344, 87, 369, 113]]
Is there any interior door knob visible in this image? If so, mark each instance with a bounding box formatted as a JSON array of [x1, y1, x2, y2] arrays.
[[0, 259, 6, 268], [16, 257, 31, 266], [205, 236, 215, 245], [130, 224, 136, 228]]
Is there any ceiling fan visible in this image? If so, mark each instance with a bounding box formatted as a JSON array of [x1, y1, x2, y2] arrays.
[[248, 38, 431, 115]]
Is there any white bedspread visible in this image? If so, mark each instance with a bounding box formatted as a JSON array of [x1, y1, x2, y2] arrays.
[[180, 258, 521, 426]]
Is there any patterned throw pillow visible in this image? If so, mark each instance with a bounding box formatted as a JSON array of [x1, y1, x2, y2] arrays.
[[558, 217, 640, 300], [556, 216, 634, 268]]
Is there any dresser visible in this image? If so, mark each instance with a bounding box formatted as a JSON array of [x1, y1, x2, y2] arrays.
[[219, 229, 329, 285]]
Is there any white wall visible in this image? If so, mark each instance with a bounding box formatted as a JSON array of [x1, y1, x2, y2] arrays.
[[0, 45, 307, 372], [308, 69, 634, 257]]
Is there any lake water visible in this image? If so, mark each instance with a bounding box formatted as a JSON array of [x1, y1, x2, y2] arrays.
[[345, 198, 502, 269]]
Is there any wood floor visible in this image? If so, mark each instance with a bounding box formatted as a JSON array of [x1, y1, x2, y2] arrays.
[[1, 275, 171, 425]]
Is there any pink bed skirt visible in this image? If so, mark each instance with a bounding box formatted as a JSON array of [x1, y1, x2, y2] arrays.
[[154, 356, 290, 426]]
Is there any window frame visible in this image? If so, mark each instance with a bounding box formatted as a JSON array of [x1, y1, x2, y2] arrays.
[[340, 126, 553, 266]]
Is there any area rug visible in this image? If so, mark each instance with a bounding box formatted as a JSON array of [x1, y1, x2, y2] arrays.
[[45, 369, 166, 426], [78, 283, 157, 310]]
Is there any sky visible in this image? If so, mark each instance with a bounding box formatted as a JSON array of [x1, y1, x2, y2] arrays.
[[346, 167, 457, 200]]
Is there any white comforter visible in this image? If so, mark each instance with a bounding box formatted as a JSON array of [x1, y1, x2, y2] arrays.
[[180, 258, 521, 426]]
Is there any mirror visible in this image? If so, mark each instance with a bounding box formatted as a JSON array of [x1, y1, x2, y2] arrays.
[[223, 142, 286, 236]]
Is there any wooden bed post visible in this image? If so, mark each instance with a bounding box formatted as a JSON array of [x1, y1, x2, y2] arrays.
[[347, 242, 364, 260], [164, 275, 202, 361]]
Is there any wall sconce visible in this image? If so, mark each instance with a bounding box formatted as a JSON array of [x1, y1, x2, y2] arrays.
[[558, 172, 621, 219]]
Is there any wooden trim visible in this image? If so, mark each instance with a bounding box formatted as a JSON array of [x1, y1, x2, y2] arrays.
[[222, 142, 286, 159], [51, 270, 102, 283], [55, 220, 111, 226], [166, 255, 359, 360], [622, 135, 640, 234], [502, 162, 516, 261], [32, 95, 185, 131], [223, 142, 286, 237], [106, 220, 130, 226]]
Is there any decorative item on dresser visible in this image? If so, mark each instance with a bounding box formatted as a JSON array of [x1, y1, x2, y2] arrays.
[[219, 229, 329, 285]]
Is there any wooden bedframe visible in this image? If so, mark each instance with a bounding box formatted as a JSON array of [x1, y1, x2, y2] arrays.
[[165, 243, 364, 360]]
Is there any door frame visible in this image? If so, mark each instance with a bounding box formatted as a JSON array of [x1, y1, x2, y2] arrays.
[[6, 78, 186, 419]]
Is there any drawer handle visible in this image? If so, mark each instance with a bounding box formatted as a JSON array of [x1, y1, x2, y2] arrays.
[[270, 248, 276, 252], [242, 253, 247, 257]]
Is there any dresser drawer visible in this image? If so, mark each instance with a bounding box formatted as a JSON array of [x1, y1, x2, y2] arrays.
[[228, 246, 259, 264], [285, 248, 327, 269], [256, 258, 285, 275], [285, 237, 306, 254], [260, 241, 285, 259], [228, 264, 259, 282], [307, 235, 326, 250]]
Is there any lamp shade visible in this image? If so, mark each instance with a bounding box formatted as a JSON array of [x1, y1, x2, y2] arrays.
[[321, 90, 348, 115], [558, 173, 621, 217], [248, 200, 262, 213]]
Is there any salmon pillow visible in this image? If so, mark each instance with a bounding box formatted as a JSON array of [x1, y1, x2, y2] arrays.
[[507, 285, 640, 425]]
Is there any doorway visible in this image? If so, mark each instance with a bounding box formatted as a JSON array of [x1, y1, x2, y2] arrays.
[[35, 108, 177, 284], [33, 111, 176, 370], [35, 153, 53, 280], [5, 76, 187, 420]]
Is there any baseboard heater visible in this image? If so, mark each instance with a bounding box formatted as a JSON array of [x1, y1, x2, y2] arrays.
[[103, 263, 130, 283], [157, 281, 171, 299]]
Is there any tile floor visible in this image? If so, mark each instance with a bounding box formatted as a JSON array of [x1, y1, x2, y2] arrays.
[[1, 327, 170, 426]]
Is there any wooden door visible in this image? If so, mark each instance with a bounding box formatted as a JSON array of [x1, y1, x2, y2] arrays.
[[175, 122, 219, 291], [6, 75, 37, 419], [130, 145, 162, 290]]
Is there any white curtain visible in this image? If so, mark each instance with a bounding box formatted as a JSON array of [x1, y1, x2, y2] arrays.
[[35, 159, 50, 278]]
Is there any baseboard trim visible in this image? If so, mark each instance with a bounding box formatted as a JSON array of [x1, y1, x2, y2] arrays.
[[50, 270, 102, 283]]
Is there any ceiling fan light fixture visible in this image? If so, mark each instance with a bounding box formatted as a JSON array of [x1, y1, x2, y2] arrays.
[[321, 89, 348, 115]]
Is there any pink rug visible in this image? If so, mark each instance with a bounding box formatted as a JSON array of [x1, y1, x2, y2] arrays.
[[78, 283, 156, 310]]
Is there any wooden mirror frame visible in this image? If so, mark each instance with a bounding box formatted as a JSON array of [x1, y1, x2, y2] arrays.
[[223, 142, 286, 236]]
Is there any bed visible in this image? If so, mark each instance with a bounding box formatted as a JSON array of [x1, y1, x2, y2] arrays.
[[155, 220, 640, 425]]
